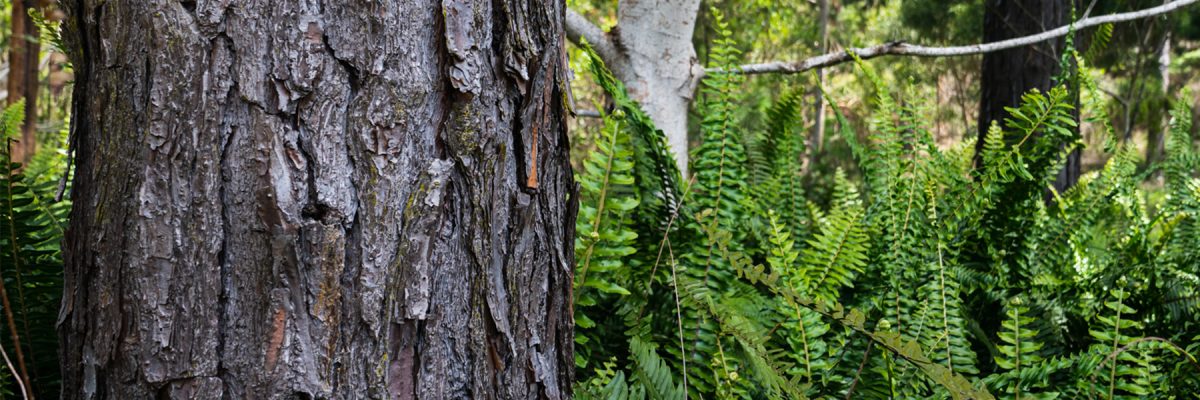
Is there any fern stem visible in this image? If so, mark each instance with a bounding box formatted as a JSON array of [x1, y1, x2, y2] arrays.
[[795, 304, 813, 380], [665, 239, 689, 399], [1109, 295, 1122, 399], [884, 347, 897, 399], [575, 119, 621, 301], [1013, 304, 1021, 400], [844, 340, 874, 400], [694, 71, 739, 370], [712, 320, 737, 397], [0, 140, 33, 398], [938, 242, 953, 374], [0, 334, 27, 400], [644, 175, 695, 293], [892, 167, 918, 334]]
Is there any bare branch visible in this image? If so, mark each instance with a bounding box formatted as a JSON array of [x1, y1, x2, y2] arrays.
[[565, 9, 622, 67], [573, 109, 602, 118], [717, 0, 1198, 76]]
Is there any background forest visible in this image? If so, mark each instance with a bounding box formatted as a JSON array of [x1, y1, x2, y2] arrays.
[[0, 0, 1195, 399], [565, 0, 1200, 399]]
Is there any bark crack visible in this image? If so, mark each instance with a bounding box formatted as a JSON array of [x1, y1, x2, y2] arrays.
[[321, 33, 360, 94]]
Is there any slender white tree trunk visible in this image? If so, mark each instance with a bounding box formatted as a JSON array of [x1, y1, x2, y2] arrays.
[[566, 0, 703, 176], [615, 0, 704, 176], [809, 0, 830, 170], [1150, 27, 1171, 178]]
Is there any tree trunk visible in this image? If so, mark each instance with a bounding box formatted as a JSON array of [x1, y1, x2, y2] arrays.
[[808, 0, 830, 170], [978, 0, 1080, 191], [566, 0, 702, 176], [613, 0, 702, 177], [1147, 27, 1170, 179], [8, 0, 42, 164], [59, 1, 576, 398]]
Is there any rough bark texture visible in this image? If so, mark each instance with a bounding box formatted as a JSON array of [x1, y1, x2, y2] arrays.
[[58, 0, 576, 398], [978, 0, 1080, 191]]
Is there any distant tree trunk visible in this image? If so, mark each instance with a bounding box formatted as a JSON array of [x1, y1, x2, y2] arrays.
[[59, 1, 576, 398], [808, 0, 830, 171], [978, 0, 1080, 191], [8, 0, 43, 164], [1147, 26, 1171, 178]]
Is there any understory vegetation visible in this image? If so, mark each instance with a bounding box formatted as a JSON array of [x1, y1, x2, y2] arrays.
[[570, 23, 1200, 399], [0, 101, 69, 398]]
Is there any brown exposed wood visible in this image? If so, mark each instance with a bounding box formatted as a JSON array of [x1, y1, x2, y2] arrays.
[[58, 0, 576, 398], [264, 308, 286, 372], [8, 0, 42, 164]]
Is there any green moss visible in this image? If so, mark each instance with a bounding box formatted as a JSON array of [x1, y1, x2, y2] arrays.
[[404, 183, 427, 220]]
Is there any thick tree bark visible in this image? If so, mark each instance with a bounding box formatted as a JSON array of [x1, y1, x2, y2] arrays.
[[59, 1, 576, 398], [8, 0, 43, 164], [978, 0, 1080, 191]]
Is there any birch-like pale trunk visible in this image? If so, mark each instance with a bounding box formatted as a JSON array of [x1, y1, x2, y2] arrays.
[[1147, 27, 1170, 175], [809, 0, 830, 170], [566, 0, 703, 176]]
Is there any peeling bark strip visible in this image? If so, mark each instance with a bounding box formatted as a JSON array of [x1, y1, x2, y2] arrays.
[[58, 0, 576, 398], [265, 307, 287, 372]]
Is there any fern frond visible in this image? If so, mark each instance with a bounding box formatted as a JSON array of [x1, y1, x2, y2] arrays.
[[1088, 286, 1154, 399], [574, 107, 641, 368], [630, 338, 686, 400], [798, 171, 869, 303]]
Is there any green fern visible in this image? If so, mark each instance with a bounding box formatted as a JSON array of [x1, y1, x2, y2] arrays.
[[796, 170, 868, 303], [671, 11, 757, 395], [690, 8, 749, 244], [574, 107, 641, 368], [985, 297, 1061, 398], [0, 100, 67, 397], [629, 338, 686, 400], [749, 92, 808, 238], [569, 31, 1200, 398], [767, 211, 830, 392], [1089, 286, 1153, 399]]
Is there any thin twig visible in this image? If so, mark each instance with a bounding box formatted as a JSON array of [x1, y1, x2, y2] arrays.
[[0, 339, 28, 400], [633, 175, 696, 394], [645, 175, 698, 289], [665, 238, 688, 398], [573, 109, 602, 119], [844, 341, 874, 400]]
